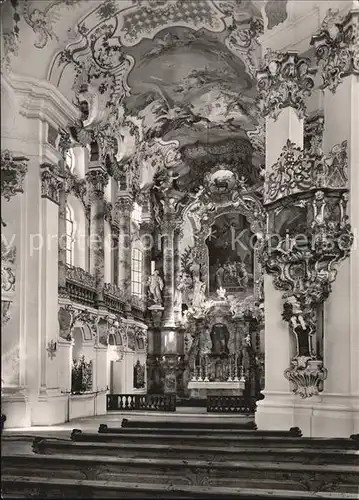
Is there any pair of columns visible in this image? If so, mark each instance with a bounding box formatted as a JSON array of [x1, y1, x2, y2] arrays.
[[58, 164, 134, 314]]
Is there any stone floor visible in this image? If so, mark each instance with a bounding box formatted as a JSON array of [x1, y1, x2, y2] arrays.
[[2, 410, 253, 455]]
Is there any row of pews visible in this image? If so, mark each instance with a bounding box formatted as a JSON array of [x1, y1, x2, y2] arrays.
[[2, 418, 359, 499]]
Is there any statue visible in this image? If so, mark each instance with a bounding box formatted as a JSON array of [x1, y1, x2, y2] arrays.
[[174, 273, 192, 309], [210, 323, 230, 356], [216, 287, 227, 300], [147, 270, 164, 306], [215, 262, 225, 288], [192, 276, 206, 309]]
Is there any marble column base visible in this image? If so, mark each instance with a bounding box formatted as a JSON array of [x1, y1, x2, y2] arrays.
[[255, 390, 295, 432], [256, 391, 359, 437], [1, 387, 31, 428], [31, 390, 68, 426]]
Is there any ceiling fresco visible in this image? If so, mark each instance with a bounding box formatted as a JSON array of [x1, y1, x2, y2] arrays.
[[2, 0, 270, 187], [123, 26, 261, 148]]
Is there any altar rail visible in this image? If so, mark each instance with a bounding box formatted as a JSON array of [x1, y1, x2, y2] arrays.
[[207, 395, 257, 414], [107, 394, 176, 412]]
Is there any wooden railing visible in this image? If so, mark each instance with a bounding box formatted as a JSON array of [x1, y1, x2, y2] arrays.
[[107, 393, 176, 412], [207, 395, 257, 414]]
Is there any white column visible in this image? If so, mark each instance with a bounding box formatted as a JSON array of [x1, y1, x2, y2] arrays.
[[311, 75, 359, 436], [309, 8, 359, 436], [256, 109, 304, 431]]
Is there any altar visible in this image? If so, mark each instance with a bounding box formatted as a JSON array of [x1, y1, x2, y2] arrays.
[[188, 380, 245, 399]]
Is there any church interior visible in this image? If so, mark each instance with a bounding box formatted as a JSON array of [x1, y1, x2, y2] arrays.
[[1, 0, 359, 497]]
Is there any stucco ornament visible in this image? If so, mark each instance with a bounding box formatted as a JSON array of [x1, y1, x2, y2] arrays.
[[257, 50, 316, 120], [263, 139, 353, 398], [1, 150, 29, 204], [311, 8, 359, 93]]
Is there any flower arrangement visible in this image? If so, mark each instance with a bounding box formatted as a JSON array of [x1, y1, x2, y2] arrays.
[[71, 355, 93, 394]]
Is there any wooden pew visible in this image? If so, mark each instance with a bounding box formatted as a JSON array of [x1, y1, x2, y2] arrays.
[[2, 453, 359, 493], [71, 429, 359, 449], [99, 423, 303, 437], [32, 437, 359, 465], [120, 418, 257, 430], [3, 475, 358, 499]]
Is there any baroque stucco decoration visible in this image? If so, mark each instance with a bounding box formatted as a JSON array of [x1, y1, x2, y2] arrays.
[[263, 139, 353, 398], [1, 150, 29, 215], [311, 8, 359, 94], [257, 50, 316, 121], [182, 167, 265, 300]]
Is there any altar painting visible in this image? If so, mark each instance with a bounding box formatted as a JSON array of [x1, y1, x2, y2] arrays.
[[206, 213, 254, 294]]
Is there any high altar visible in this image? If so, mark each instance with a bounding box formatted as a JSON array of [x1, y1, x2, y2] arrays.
[[146, 163, 265, 403]]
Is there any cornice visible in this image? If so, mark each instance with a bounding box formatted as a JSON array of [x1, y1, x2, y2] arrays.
[[2, 72, 79, 130]]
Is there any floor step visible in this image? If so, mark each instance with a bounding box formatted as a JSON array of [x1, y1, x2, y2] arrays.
[[31, 438, 359, 465], [2, 453, 358, 493], [2, 475, 358, 499]]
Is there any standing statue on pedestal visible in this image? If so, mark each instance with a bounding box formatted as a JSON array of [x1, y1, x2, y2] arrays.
[[192, 276, 206, 309], [147, 270, 164, 306], [174, 273, 192, 309]]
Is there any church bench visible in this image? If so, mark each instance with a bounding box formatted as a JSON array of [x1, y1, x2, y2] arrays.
[[32, 437, 359, 465], [120, 418, 257, 430], [2, 476, 359, 500], [71, 429, 359, 449], [99, 423, 302, 437], [2, 453, 359, 493]]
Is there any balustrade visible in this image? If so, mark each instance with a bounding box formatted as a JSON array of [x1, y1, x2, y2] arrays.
[[106, 393, 176, 412], [65, 265, 97, 306], [207, 395, 257, 414]]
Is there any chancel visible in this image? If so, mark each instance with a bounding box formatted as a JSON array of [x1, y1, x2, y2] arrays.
[[1, 0, 359, 498]]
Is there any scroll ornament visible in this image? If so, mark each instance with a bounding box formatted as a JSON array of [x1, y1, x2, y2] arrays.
[[263, 139, 353, 397], [257, 50, 316, 120]]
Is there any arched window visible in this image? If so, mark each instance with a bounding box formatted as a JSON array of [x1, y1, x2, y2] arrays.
[[131, 202, 142, 225], [65, 149, 74, 172], [66, 205, 75, 265], [131, 248, 143, 297]]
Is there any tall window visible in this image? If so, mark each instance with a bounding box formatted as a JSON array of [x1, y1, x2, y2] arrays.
[[131, 202, 142, 225], [66, 205, 75, 265], [131, 248, 143, 297], [65, 149, 73, 171]]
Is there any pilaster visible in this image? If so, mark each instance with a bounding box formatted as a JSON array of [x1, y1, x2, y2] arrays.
[[255, 50, 315, 432], [310, 8, 359, 435]]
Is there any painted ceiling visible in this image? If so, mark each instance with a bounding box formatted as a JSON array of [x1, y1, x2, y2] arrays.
[[1, 0, 290, 186]]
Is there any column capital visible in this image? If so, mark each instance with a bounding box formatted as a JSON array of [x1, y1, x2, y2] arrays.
[[40, 162, 64, 205], [311, 8, 359, 93], [115, 195, 133, 216], [257, 50, 316, 121], [1, 149, 29, 202], [85, 168, 109, 195]]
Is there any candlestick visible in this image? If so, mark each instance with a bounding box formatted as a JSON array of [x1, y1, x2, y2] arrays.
[[227, 355, 233, 381], [239, 365, 246, 383], [191, 357, 196, 381], [233, 354, 239, 381], [204, 355, 209, 382]]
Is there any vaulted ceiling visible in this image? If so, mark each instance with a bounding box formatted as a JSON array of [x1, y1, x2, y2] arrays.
[[1, 0, 290, 185]]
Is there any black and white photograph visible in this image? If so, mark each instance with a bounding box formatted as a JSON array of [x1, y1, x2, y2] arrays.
[[1, 0, 358, 498]]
